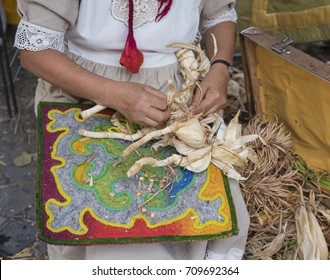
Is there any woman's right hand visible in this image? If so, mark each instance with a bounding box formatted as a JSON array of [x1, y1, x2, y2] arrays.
[[102, 81, 171, 128]]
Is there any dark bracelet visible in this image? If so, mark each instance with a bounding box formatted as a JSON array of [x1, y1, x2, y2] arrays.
[[211, 59, 233, 78]]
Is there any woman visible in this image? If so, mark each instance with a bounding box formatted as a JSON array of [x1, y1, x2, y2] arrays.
[[14, 0, 249, 260]]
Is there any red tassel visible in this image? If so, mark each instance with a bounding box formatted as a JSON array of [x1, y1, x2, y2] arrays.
[[120, 35, 144, 74], [119, 0, 144, 73], [120, 0, 173, 73]]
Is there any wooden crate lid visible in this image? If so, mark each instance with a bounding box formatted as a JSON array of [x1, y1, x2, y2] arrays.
[[239, 27, 330, 173]]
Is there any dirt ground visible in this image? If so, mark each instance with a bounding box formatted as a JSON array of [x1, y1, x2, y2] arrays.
[[0, 25, 47, 259], [0, 24, 329, 259]]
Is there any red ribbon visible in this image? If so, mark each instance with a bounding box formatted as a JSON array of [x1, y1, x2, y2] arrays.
[[119, 0, 173, 74], [156, 0, 173, 22]]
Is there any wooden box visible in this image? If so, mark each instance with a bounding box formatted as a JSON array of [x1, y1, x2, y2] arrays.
[[239, 27, 330, 175]]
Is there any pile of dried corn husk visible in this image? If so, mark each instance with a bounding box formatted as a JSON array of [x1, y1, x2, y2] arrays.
[[223, 65, 329, 259], [234, 112, 329, 260], [221, 64, 329, 259]]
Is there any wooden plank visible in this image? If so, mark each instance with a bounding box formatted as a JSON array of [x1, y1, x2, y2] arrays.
[[239, 27, 330, 81]]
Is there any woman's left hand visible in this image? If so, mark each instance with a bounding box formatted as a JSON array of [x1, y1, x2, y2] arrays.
[[189, 64, 230, 116]]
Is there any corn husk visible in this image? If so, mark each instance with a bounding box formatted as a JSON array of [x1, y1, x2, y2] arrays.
[[212, 159, 246, 181], [183, 145, 212, 173], [211, 111, 260, 180], [212, 145, 247, 169], [80, 105, 106, 120], [171, 137, 197, 155], [252, 224, 287, 260], [295, 205, 328, 260], [127, 145, 212, 177], [223, 110, 242, 147], [174, 118, 208, 148]]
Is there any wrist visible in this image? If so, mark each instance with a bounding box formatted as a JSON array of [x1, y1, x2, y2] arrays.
[[92, 78, 120, 108], [210, 59, 233, 78]]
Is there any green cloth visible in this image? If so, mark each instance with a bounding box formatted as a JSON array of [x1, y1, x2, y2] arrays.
[[237, 0, 330, 43]]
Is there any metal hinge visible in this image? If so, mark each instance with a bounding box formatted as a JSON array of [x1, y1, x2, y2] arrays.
[[271, 37, 293, 54]]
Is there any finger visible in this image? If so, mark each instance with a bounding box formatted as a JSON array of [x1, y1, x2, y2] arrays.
[[192, 96, 213, 115], [146, 106, 171, 124], [201, 100, 228, 116], [151, 94, 169, 111], [189, 88, 203, 111], [135, 90, 168, 112], [128, 111, 160, 128], [145, 86, 166, 100], [146, 85, 166, 98], [139, 117, 161, 128], [152, 101, 169, 111]]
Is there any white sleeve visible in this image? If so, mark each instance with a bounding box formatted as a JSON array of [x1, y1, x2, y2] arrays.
[[200, 0, 237, 34], [14, 0, 79, 52], [14, 20, 65, 52]]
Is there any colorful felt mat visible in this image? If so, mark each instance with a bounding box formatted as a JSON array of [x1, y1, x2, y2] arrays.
[[37, 102, 238, 245]]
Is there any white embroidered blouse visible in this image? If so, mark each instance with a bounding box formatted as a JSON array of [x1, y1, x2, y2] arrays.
[[15, 0, 237, 68]]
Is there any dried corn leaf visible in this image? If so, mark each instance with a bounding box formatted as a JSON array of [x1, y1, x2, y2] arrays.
[[254, 231, 286, 260], [11, 248, 32, 259], [13, 151, 32, 167], [295, 205, 328, 260]]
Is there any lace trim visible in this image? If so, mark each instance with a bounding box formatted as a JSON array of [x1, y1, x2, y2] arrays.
[[200, 6, 237, 34], [111, 0, 158, 28], [14, 20, 65, 52]]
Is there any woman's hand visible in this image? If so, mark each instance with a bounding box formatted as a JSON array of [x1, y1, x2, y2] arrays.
[[104, 81, 171, 128], [189, 64, 230, 116], [190, 20, 236, 116]]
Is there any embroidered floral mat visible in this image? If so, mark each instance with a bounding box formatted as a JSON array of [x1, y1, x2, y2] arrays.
[[37, 102, 238, 245]]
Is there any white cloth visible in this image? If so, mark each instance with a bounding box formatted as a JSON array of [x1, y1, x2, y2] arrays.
[[205, 179, 250, 260], [15, 0, 237, 68]]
